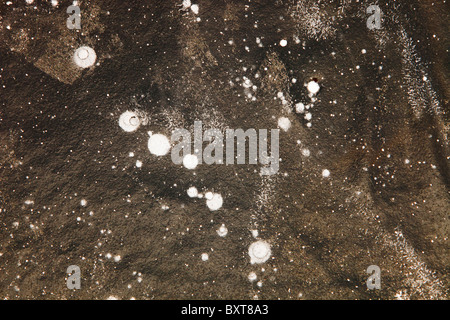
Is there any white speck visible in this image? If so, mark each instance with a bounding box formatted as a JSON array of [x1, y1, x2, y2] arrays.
[[248, 272, 257, 282], [248, 240, 271, 264], [190, 4, 199, 14], [129, 152, 135, 157], [404, 159, 410, 164], [279, 39, 288, 47], [148, 134, 171, 156], [114, 255, 121, 262], [182, 154, 198, 170], [119, 111, 140, 132], [304, 112, 312, 121], [251, 229, 259, 238], [73, 46, 96, 68], [306, 81, 320, 95], [201, 253, 209, 261], [277, 117, 291, 132], [361, 49, 367, 54], [136, 160, 143, 168], [322, 169, 330, 178], [107, 295, 119, 300], [206, 193, 223, 211], [24, 200, 34, 205], [80, 199, 87, 207], [187, 186, 198, 198], [217, 224, 228, 237]]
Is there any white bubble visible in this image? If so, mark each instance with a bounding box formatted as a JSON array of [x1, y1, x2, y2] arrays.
[[148, 134, 171, 156], [295, 102, 305, 113], [119, 111, 140, 132], [182, 154, 198, 170], [190, 4, 199, 14], [73, 46, 96, 68], [182, 0, 191, 8], [187, 186, 198, 198], [206, 193, 223, 211], [322, 169, 330, 178], [248, 272, 257, 282], [279, 39, 288, 47], [277, 117, 291, 132], [201, 253, 209, 261], [136, 160, 143, 168], [306, 81, 320, 95], [301, 148, 311, 157], [205, 192, 213, 200], [80, 199, 87, 207], [248, 240, 271, 264], [217, 224, 228, 237]]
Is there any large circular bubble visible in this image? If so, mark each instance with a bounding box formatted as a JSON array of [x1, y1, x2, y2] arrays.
[[248, 240, 271, 264], [73, 46, 97, 68], [148, 134, 171, 156]]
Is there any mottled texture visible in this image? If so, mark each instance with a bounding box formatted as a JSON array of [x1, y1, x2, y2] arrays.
[[0, 0, 448, 299]]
